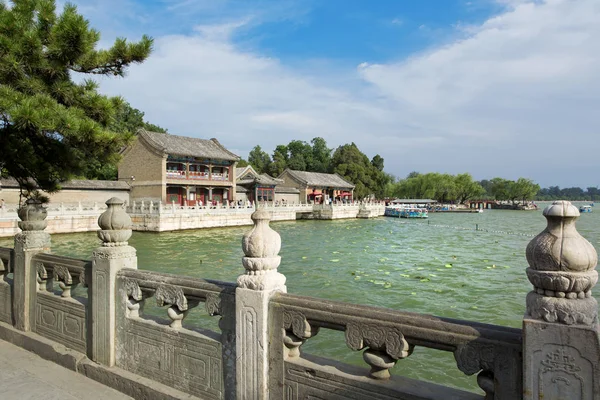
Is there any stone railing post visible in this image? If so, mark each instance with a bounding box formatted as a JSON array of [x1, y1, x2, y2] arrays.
[[523, 201, 599, 399], [236, 209, 286, 399], [13, 199, 50, 331], [91, 197, 137, 366]]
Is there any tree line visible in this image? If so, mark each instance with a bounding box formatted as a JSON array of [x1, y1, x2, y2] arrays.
[[244, 139, 391, 200], [385, 174, 541, 204], [535, 186, 600, 201]]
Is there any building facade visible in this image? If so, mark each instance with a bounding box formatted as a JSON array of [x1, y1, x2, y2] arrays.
[[118, 130, 239, 206], [277, 169, 355, 203], [235, 166, 301, 204]]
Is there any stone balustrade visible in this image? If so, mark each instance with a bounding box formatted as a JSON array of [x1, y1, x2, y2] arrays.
[[0, 198, 597, 400]]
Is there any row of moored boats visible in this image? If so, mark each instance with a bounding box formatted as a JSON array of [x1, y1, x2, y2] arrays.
[[384, 206, 428, 219]]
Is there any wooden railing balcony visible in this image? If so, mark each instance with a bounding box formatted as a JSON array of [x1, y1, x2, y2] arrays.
[[166, 170, 230, 182], [166, 170, 186, 179], [188, 171, 210, 180]]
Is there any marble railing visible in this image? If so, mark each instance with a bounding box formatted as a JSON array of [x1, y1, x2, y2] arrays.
[[0, 202, 108, 217], [270, 293, 521, 399], [0, 198, 598, 400], [117, 269, 236, 399]]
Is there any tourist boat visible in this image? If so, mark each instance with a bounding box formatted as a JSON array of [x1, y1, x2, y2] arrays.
[[580, 205, 593, 213], [384, 206, 428, 219], [400, 207, 428, 218]]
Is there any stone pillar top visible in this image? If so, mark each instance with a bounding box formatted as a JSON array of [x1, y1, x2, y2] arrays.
[[17, 199, 48, 232], [525, 200, 598, 325], [97, 197, 132, 246], [238, 209, 286, 291]]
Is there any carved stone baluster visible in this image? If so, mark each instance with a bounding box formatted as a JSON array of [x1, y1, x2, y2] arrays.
[[282, 311, 319, 359], [236, 209, 287, 399], [14, 199, 51, 331], [345, 322, 413, 380], [523, 200, 600, 400], [92, 197, 137, 366], [53, 265, 74, 297], [36, 262, 50, 292], [125, 279, 144, 318], [155, 284, 188, 329]]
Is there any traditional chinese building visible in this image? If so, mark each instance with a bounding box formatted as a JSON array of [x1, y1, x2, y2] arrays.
[[118, 129, 239, 206], [235, 165, 281, 203], [277, 169, 355, 203]]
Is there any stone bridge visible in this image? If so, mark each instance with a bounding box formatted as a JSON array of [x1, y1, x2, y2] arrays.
[[0, 198, 598, 399]]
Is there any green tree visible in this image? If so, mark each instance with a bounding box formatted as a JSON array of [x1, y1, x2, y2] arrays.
[[269, 145, 288, 176], [110, 101, 167, 135], [489, 178, 511, 201], [454, 173, 485, 203], [248, 145, 272, 174], [371, 155, 384, 171], [309, 137, 331, 172], [330, 143, 389, 199], [286, 140, 312, 171], [509, 178, 540, 204], [0, 0, 153, 196], [83, 101, 167, 180], [236, 159, 249, 168]]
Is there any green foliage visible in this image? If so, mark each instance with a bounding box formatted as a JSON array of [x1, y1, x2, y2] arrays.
[[0, 0, 153, 196], [245, 138, 388, 199], [454, 173, 485, 203], [82, 101, 167, 180], [110, 101, 167, 135], [508, 178, 540, 204], [536, 186, 599, 201], [236, 159, 249, 168], [248, 145, 271, 174], [330, 143, 390, 199], [389, 172, 485, 203]]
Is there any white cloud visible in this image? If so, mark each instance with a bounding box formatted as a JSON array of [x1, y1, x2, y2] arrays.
[[94, 0, 600, 187]]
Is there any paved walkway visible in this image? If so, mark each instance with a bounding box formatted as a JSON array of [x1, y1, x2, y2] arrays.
[[0, 340, 132, 400]]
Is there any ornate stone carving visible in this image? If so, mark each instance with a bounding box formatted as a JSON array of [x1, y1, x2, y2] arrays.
[[525, 201, 599, 326], [14, 231, 51, 249], [92, 248, 136, 259], [124, 279, 143, 301], [283, 311, 319, 340], [17, 199, 48, 231], [36, 262, 49, 291], [344, 322, 413, 379], [156, 284, 188, 329], [345, 322, 412, 360], [281, 311, 319, 359], [97, 197, 132, 246], [53, 265, 74, 297], [205, 293, 221, 316], [155, 284, 188, 311], [454, 342, 496, 376], [238, 210, 286, 290]]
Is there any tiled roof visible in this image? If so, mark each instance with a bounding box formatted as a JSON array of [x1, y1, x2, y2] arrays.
[[139, 129, 240, 161], [391, 199, 437, 204], [0, 178, 130, 190], [282, 170, 355, 189], [236, 165, 282, 186]]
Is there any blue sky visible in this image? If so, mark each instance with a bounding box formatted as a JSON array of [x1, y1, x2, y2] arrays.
[[69, 0, 600, 188]]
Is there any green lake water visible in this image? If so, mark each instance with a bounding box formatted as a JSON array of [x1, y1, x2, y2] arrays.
[[1, 203, 598, 393]]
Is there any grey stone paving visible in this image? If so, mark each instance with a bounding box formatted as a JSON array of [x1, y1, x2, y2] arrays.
[[0, 340, 132, 400]]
